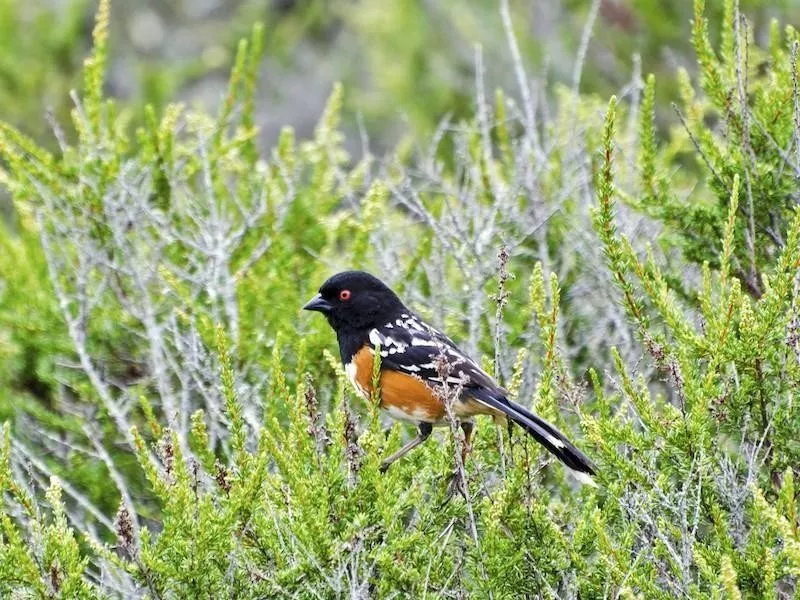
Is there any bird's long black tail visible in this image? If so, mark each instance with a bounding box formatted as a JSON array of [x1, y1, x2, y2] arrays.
[[473, 390, 597, 484]]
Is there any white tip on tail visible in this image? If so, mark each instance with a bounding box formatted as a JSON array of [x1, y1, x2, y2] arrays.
[[571, 469, 598, 488]]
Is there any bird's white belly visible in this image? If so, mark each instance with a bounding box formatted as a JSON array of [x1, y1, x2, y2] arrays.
[[381, 403, 441, 423]]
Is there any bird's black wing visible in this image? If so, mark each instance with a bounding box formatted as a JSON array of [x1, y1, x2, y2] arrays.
[[366, 312, 500, 394], [368, 312, 597, 480]]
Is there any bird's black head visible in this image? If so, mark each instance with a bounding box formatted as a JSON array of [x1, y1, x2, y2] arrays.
[[303, 270, 406, 334]]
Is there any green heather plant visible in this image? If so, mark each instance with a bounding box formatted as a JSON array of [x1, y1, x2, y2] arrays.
[[0, 0, 799, 597], [627, 0, 800, 300]]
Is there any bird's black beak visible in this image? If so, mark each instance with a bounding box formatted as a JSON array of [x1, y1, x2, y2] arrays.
[[303, 293, 332, 314]]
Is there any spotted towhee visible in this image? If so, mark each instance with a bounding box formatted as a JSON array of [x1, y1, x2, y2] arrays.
[[304, 270, 596, 485]]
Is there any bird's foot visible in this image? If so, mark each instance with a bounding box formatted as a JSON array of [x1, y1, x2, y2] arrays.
[[440, 468, 467, 506]]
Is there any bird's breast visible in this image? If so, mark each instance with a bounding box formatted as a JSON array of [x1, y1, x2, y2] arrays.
[[344, 345, 505, 425], [345, 346, 445, 423]]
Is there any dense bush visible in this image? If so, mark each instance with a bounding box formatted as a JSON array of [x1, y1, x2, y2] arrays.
[[1, 0, 800, 597]]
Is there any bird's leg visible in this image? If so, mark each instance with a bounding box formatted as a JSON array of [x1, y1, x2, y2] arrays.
[[460, 420, 474, 465], [379, 422, 432, 474]]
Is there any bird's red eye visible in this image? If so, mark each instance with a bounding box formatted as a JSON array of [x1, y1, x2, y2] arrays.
[[339, 289, 351, 301]]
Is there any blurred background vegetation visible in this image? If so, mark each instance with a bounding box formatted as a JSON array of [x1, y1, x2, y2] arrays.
[[2, 0, 797, 158]]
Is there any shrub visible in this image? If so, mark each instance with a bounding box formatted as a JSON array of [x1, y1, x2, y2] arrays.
[[0, 0, 799, 597]]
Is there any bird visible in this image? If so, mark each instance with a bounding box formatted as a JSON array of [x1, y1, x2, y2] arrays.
[[303, 270, 596, 485]]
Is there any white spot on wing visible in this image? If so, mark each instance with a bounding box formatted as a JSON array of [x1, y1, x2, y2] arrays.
[[369, 329, 383, 347], [407, 319, 423, 331], [429, 376, 464, 384], [384, 336, 408, 351], [411, 337, 438, 347], [400, 364, 420, 372]]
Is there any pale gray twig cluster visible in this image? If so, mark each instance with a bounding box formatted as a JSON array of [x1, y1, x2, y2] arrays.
[[6, 103, 299, 596], [365, 14, 656, 401]]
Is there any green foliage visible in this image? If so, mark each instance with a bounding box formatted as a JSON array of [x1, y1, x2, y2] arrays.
[[634, 0, 800, 298], [591, 91, 800, 594], [0, 0, 799, 597]]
